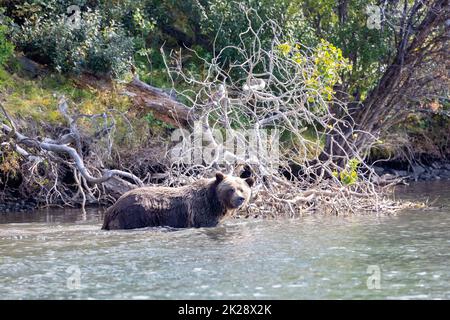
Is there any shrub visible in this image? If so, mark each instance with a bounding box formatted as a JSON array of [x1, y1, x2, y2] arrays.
[[12, 8, 135, 77], [333, 158, 360, 185], [0, 25, 14, 66]]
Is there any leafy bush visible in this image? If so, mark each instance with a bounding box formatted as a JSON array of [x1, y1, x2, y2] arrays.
[[276, 39, 352, 105], [0, 25, 14, 66], [333, 158, 360, 185], [143, 0, 296, 63], [11, 8, 135, 77]]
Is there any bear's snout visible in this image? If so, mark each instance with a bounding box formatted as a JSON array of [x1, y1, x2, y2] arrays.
[[236, 196, 245, 204], [231, 196, 246, 208]]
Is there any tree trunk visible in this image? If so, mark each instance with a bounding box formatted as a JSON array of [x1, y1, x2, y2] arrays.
[[321, 0, 449, 166]]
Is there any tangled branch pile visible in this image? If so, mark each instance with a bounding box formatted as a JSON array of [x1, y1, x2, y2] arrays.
[[159, 8, 408, 217], [0, 97, 143, 209]]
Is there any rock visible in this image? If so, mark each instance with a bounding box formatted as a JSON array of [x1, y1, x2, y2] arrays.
[[412, 165, 426, 176], [432, 168, 443, 176], [443, 163, 450, 170], [431, 162, 442, 169], [372, 165, 385, 176], [393, 170, 409, 177], [0, 200, 39, 213], [419, 172, 433, 180], [411, 165, 426, 180], [17, 55, 48, 78], [439, 170, 450, 179], [379, 173, 397, 182]]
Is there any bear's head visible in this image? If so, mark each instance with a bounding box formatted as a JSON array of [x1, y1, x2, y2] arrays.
[[215, 172, 254, 210]]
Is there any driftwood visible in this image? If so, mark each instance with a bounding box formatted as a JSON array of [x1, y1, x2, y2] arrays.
[[125, 76, 196, 128], [0, 17, 412, 216], [1, 105, 143, 186], [0, 99, 142, 208]]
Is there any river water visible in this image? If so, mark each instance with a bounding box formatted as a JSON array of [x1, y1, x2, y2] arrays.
[[0, 181, 449, 299]]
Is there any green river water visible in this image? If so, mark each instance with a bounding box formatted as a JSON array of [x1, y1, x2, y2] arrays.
[[0, 181, 449, 299]]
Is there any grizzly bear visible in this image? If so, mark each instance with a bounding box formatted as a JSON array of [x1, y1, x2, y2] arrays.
[[102, 172, 254, 230]]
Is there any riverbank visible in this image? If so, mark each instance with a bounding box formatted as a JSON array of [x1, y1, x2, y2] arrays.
[[373, 160, 450, 182], [0, 65, 447, 216], [2, 159, 450, 214], [0, 199, 38, 213]]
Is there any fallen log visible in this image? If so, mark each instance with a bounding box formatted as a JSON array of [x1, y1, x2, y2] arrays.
[[0, 122, 143, 186], [12, 56, 195, 129], [124, 76, 196, 128], [75, 73, 195, 128]]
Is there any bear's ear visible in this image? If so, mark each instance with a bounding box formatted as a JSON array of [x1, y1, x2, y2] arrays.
[[245, 177, 255, 187], [215, 172, 225, 182]]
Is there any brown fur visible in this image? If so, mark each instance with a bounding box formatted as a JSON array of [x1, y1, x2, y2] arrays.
[[102, 172, 254, 230]]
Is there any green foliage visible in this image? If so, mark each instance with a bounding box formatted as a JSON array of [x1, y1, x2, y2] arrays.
[[144, 111, 173, 130], [312, 40, 352, 92], [12, 9, 133, 77], [0, 18, 14, 66], [143, 0, 297, 62], [333, 158, 360, 185], [289, 0, 394, 100], [276, 39, 352, 107], [4, 0, 164, 78], [133, 7, 155, 36]]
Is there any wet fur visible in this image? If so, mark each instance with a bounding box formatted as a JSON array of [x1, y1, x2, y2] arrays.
[[102, 173, 253, 230]]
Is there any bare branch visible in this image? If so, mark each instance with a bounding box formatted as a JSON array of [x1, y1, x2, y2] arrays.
[[1, 122, 143, 187]]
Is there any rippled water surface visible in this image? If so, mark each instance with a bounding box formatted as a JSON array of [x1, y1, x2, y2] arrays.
[[1, 181, 449, 299]]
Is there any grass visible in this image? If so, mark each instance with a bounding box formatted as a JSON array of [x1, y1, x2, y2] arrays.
[[0, 64, 156, 154], [0, 67, 129, 123]]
